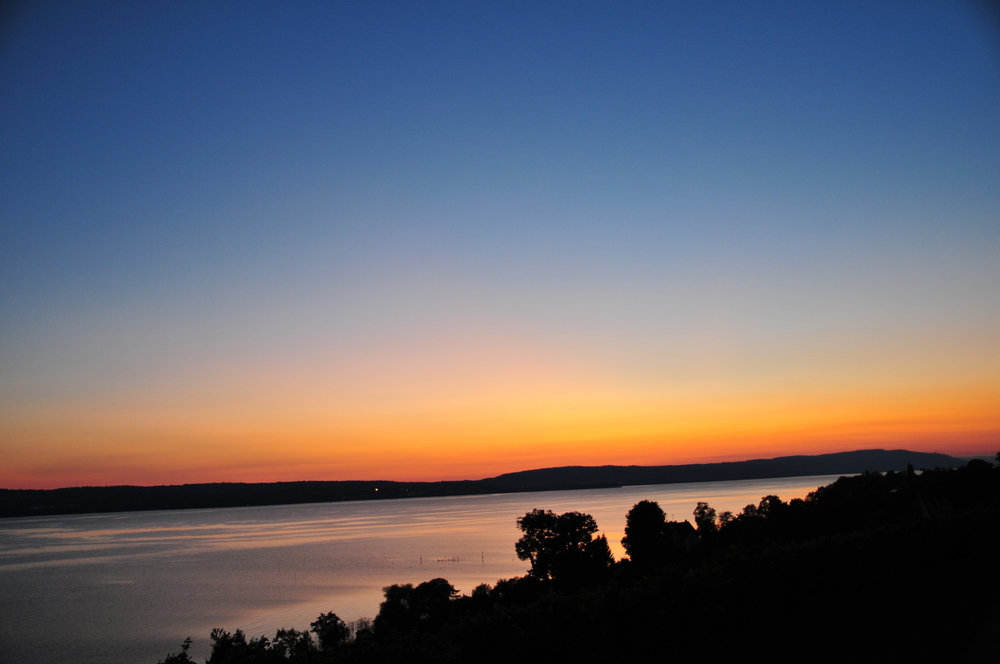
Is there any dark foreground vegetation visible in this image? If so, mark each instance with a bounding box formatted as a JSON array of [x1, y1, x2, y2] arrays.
[[159, 455, 1000, 663], [1, 449, 960, 517]]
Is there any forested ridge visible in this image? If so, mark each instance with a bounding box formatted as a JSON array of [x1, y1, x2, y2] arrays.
[[1, 449, 959, 517], [159, 455, 1000, 663]]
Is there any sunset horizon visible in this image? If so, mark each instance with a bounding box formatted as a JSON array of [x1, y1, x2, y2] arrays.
[[4, 437, 994, 491], [3, 2, 998, 492]]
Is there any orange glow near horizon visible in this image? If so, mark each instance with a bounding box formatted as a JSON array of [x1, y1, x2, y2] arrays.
[[3, 319, 998, 489], [4, 355, 998, 489]]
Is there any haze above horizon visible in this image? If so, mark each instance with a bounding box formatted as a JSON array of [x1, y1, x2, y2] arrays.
[[2, 2, 999, 490]]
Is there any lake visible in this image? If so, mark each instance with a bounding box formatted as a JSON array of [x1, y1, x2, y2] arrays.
[[0, 474, 843, 664]]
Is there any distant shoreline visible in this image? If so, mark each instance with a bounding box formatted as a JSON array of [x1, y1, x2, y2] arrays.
[[0, 448, 961, 519]]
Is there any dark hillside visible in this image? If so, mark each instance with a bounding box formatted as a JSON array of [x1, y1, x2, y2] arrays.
[[487, 448, 960, 491], [1, 449, 960, 518]]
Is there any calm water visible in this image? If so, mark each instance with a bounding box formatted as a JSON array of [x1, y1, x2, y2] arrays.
[[0, 474, 842, 664]]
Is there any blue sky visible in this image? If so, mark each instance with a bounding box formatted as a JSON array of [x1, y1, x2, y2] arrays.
[[1, 1, 999, 487]]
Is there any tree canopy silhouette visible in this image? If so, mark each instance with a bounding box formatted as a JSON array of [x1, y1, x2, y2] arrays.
[[310, 612, 349, 652], [622, 500, 698, 569], [622, 500, 667, 567], [374, 578, 458, 634], [515, 509, 613, 586], [693, 501, 717, 537]]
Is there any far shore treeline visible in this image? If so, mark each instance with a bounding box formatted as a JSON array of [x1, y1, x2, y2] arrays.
[[157, 454, 1000, 663], [0, 449, 962, 518]]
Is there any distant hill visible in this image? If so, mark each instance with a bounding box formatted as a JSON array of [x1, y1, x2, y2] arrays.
[[0, 449, 962, 518], [485, 449, 962, 492]]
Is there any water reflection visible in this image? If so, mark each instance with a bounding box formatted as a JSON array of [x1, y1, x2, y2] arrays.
[[0, 474, 841, 664]]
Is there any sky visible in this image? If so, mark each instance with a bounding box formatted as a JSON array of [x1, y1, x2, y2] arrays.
[[1, 1, 999, 489]]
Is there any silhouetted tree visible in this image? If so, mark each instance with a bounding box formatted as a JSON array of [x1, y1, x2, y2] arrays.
[[693, 501, 717, 537], [272, 628, 315, 660], [310, 611, 349, 651], [205, 628, 275, 664], [515, 509, 566, 580], [374, 578, 457, 634], [622, 500, 667, 567], [756, 495, 784, 518], [515, 509, 612, 586], [583, 533, 615, 581], [412, 577, 458, 624]]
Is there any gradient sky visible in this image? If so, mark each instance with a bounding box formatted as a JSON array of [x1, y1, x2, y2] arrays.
[[2, 1, 999, 489]]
